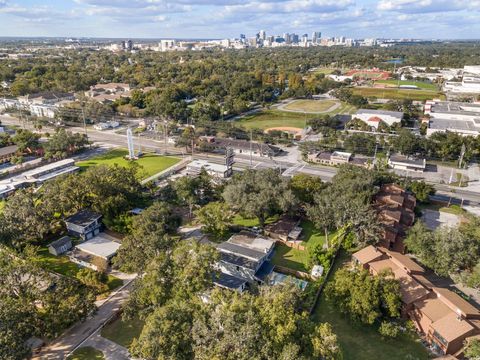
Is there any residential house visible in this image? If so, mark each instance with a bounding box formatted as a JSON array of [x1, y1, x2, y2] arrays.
[[264, 216, 302, 242], [353, 245, 480, 356], [70, 232, 121, 271], [388, 154, 426, 172], [65, 209, 102, 240], [215, 231, 276, 286], [374, 184, 416, 253], [47, 236, 73, 256]]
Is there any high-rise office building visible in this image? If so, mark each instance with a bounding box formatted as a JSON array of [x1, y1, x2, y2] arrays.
[[259, 30, 266, 40], [312, 31, 321, 44]]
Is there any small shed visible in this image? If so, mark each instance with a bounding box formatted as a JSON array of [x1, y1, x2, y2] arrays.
[[48, 236, 73, 256]]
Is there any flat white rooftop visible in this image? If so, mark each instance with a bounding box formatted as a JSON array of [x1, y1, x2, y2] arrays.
[[187, 159, 228, 173], [75, 233, 121, 260]]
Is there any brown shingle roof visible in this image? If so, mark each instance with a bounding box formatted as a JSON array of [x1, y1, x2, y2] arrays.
[[386, 249, 425, 273], [393, 268, 430, 305], [0, 145, 18, 157], [433, 288, 480, 318], [431, 312, 475, 342], [352, 245, 384, 265]]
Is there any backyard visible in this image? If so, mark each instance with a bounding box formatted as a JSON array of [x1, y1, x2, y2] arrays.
[[312, 251, 430, 360], [101, 316, 144, 349], [76, 149, 181, 179], [352, 87, 445, 101], [35, 247, 123, 292], [271, 221, 333, 273]]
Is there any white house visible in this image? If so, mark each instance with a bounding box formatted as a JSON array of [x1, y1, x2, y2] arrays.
[[354, 109, 404, 129]]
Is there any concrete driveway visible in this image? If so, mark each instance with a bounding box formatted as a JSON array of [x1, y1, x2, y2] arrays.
[[421, 209, 461, 230]]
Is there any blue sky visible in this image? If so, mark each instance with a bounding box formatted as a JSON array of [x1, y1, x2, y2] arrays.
[[0, 0, 479, 39]]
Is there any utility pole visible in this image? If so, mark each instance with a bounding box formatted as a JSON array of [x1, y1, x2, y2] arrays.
[[163, 119, 168, 155], [81, 107, 88, 142], [250, 129, 253, 168]]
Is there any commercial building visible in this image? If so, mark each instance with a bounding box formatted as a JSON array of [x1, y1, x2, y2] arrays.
[[307, 151, 370, 168], [425, 100, 480, 136], [388, 154, 426, 172], [354, 109, 404, 129], [186, 159, 232, 179], [444, 66, 480, 94], [211, 137, 281, 158], [353, 245, 480, 357], [0, 158, 79, 198], [0, 145, 18, 164]]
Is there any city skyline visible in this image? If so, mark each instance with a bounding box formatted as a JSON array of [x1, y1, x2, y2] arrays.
[[0, 0, 480, 40]]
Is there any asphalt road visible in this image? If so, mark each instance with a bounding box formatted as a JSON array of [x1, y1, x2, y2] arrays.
[[33, 279, 135, 360], [2, 115, 480, 204]]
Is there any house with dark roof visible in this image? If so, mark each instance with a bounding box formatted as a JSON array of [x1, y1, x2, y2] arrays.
[[215, 232, 276, 288], [65, 209, 102, 241], [264, 217, 302, 242], [48, 236, 73, 256]]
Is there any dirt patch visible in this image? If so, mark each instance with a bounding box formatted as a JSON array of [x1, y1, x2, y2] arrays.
[[265, 127, 303, 134]]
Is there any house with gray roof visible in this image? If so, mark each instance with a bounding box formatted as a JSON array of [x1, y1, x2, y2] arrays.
[[215, 232, 276, 288], [48, 236, 73, 256], [65, 209, 102, 241]]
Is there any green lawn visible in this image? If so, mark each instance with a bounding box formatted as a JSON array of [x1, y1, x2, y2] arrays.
[[0, 200, 5, 213], [76, 149, 180, 179], [313, 67, 336, 75], [312, 251, 430, 360], [101, 316, 144, 348], [284, 100, 338, 113], [271, 243, 310, 272], [375, 79, 439, 91], [67, 347, 104, 360], [35, 248, 123, 292], [232, 214, 279, 227], [300, 220, 327, 250], [239, 105, 356, 130], [352, 87, 445, 101], [271, 222, 340, 273]]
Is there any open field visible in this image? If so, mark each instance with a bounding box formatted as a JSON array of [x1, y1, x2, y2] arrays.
[[312, 251, 429, 360], [312, 67, 336, 75], [238, 105, 356, 130], [101, 316, 144, 348], [76, 149, 181, 179], [346, 70, 390, 80], [283, 99, 338, 112], [375, 79, 439, 91], [352, 87, 445, 101], [67, 347, 104, 360]]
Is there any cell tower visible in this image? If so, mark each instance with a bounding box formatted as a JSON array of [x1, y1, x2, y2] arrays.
[[127, 128, 136, 160]]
